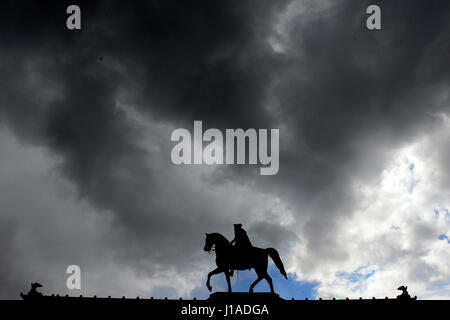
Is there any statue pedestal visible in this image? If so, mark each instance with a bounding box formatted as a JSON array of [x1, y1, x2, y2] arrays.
[[208, 292, 283, 302]]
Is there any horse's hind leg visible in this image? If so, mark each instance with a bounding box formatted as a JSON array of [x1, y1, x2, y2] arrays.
[[264, 274, 274, 293], [225, 270, 232, 293], [249, 275, 263, 293]]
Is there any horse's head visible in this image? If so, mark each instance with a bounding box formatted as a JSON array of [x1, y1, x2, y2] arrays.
[[204, 233, 214, 252], [204, 232, 230, 253]]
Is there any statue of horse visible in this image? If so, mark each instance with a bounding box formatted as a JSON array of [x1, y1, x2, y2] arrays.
[[203, 232, 287, 293]]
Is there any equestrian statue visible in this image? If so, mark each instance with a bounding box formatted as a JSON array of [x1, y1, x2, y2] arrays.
[[204, 224, 287, 293]]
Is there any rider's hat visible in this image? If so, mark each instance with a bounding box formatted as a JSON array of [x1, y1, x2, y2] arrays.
[[234, 224, 242, 228]]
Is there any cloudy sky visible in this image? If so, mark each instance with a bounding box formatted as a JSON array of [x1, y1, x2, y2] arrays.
[[0, 0, 449, 299]]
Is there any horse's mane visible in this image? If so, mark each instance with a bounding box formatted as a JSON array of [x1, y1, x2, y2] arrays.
[[209, 232, 229, 244]]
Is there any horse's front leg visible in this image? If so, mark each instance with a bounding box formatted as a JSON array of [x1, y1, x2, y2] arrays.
[[206, 267, 222, 292]]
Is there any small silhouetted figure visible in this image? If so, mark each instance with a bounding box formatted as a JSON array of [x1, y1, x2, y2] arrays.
[[397, 285, 416, 300], [21, 282, 43, 299]]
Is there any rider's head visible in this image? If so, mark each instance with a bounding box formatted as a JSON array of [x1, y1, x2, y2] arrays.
[[234, 223, 242, 233]]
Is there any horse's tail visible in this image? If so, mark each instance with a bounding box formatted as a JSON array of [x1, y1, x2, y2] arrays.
[[266, 248, 288, 279]]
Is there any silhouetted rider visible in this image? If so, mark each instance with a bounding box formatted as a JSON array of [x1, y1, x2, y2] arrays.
[[231, 224, 252, 249], [230, 224, 253, 276]]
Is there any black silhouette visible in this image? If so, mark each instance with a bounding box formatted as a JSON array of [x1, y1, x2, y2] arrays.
[[20, 282, 43, 299], [230, 224, 253, 248], [203, 230, 287, 294], [396, 285, 417, 300], [229, 224, 253, 277]]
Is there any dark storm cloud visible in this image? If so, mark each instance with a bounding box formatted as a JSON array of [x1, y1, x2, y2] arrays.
[[248, 222, 298, 252], [0, 0, 450, 298], [0, 0, 292, 297], [266, 0, 450, 257]]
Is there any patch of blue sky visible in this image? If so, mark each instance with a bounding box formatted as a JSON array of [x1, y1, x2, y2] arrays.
[[336, 265, 378, 284], [438, 234, 450, 243], [434, 208, 450, 218], [434, 209, 440, 217]]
